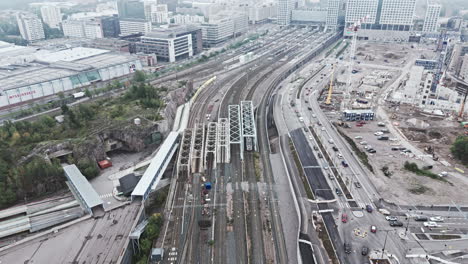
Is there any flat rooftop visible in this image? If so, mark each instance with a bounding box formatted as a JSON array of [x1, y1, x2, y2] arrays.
[[63, 165, 103, 209], [0, 46, 138, 92]]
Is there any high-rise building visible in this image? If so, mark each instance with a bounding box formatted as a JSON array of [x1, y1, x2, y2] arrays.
[[40, 5, 62, 29], [422, 0, 441, 33], [16, 13, 45, 42], [231, 13, 249, 36], [277, 0, 293, 25], [150, 4, 169, 24], [201, 19, 234, 47], [326, 0, 342, 30], [119, 18, 152, 36], [101, 15, 121, 38], [118, 0, 146, 19], [136, 26, 202, 62], [248, 4, 276, 24], [344, 0, 416, 41], [62, 19, 103, 39]]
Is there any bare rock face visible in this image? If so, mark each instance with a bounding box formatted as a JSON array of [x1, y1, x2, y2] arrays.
[[100, 122, 160, 152], [72, 137, 107, 162]]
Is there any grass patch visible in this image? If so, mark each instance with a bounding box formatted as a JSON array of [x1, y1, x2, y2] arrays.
[[317, 222, 339, 264], [253, 152, 262, 182], [408, 185, 430, 195], [404, 162, 450, 184], [336, 127, 374, 173], [289, 138, 314, 199], [430, 234, 461, 240]]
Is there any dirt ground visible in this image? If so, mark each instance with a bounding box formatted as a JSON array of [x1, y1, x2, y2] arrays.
[[338, 110, 468, 206], [323, 41, 466, 205]]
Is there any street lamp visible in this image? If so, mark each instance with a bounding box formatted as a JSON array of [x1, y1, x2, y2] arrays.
[[381, 229, 396, 259]]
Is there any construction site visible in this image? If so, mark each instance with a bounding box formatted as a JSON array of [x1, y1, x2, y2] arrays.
[[316, 20, 468, 205]]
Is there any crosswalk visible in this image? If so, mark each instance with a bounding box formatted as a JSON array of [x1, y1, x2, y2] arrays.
[[99, 193, 113, 199]]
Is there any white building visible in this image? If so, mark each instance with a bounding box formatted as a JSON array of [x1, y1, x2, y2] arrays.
[[232, 13, 249, 35], [62, 19, 103, 39], [16, 13, 45, 42], [344, 0, 417, 41], [248, 4, 276, 24], [172, 14, 205, 25], [326, 0, 342, 31], [119, 19, 152, 36], [136, 30, 193, 62], [422, 0, 441, 33], [292, 9, 327, 24], [277, 0, 292, 25], [150, 4, 169, 24], [201, 19, 234, 47], [40, 5, 62, 29]]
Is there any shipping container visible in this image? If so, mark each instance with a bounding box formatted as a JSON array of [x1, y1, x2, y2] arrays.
[[98, 160, 112, 169]]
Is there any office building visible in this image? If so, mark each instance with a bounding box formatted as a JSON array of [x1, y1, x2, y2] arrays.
[[422, 0, 441, 33], [326, 0, 342, 31], [232, 13, 249, 36], [16, 13, 45, 42], [62, 19, 104, 39], [120, 19, 152, 36], [344, 0, 417, 41], [150, 4, 169, 24], [118, 0, 146, 19], [40, 5, 62, 29], [248, 4, 276, 24], [172, 14, 205, 25], [277, 0, 293, 25], [101, 15, 121, 38], [136, 28, 194, 62], [201, 19, 234, 47], [292, 8, 327, 24]]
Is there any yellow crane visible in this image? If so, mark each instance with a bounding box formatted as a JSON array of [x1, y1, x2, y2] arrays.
[[325, 65, 334, 105]]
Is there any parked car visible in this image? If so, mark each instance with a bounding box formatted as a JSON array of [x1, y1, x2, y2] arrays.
[[414, 215, 428, 221], [389, 220, 404, 227], [336, 188, 343, 196], [423, 221, 440, 228], [368, 149, 377, 153], [374, 132, 384, 136], [344, 242, 352, 254], [370, 225, 377, 233], [386, 216, 398, 221], [318, 153, 323, 158], [337, 153, 343, 159], [430, 216, 444, 222], [313, 146, 319, 151], [342, 213, 348, 223], [361, 246, 369, 256], [341, 161, 349, 167], [360, 141, 367, 145], [328, 174, 335, 180], [355, 136, 363, 139], [366, 205, 373, 213], [354, 182, 362, 188], [332, 146, 339, 152]]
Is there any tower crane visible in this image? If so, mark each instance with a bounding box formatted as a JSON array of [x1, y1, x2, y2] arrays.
[[325, 64, 335, 105], [344, 16, 369, 108]]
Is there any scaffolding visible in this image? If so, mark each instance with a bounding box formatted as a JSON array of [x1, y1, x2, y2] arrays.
[[191, 123, 205, 173], [217, 118, 230, 164], [229, 104, 243, 159], [204, 122, 218, 170], [241, 101, 257, 152], [176, 129, 192, 177]]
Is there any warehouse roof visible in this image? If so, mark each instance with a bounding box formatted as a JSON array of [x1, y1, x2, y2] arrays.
[[63, 165, 103, 209]]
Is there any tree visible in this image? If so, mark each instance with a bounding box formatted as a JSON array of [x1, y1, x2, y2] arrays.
[[43, 23, 64, 39], [451, 136, 468, 165], [133, 70, 147, 82], [84, 88, 92, 98], [77, 159, 99, 179]]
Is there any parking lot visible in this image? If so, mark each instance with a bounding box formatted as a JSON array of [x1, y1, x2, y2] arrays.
[[341, 120, 468, 205]]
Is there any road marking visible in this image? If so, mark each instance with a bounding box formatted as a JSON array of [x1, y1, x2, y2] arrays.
[[99, 193, 113, 198]]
